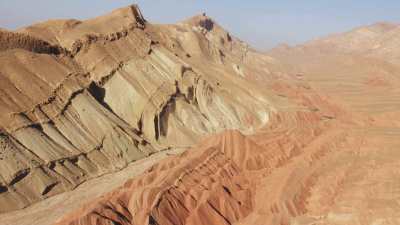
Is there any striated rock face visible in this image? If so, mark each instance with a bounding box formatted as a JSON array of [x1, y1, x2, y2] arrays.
[[57, 130, 250, 224], [2, 4, 400, 225], [17, 4, 147, 51], [0, 30, 63, 54], [0, 5, 273, 212], [44, 8, 400, 225], [54, 130, 260, 225], [54, 82, 400, 225]]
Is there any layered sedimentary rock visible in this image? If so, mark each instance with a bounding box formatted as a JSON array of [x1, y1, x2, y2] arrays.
[[0, 5, 273, 212], [2, 4, 400, 225], [55, 129, 261, 225], [48, 6, 400, 225], [55, 77, 400, 225]]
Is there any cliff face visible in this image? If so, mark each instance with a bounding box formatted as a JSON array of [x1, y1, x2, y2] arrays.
[[0, 5, 274, 212], [50, 8, 400, 225], [2, 4, 400, 225]]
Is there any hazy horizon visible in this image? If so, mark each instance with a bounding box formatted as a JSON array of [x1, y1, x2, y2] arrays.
[[1, 0, 399, 50]]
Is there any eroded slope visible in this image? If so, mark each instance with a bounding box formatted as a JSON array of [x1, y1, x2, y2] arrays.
[[54, 77, 400, 225], [50, 10, 400, 225], [0, 5, 273, 212], [1, 4, 400, 225]]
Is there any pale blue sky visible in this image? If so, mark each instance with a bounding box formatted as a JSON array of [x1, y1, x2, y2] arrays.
[[1, 1, 400, 50]]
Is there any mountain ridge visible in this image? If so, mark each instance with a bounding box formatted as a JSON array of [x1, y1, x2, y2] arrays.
[[0, 4, 275, 213], [1, 4, 400, 225]]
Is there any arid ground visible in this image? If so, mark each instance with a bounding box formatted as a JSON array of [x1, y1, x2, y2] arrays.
[[0, 4, 399, 225]]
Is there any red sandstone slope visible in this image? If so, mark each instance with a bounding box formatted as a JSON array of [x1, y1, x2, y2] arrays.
[[52, 110, 344, 225], [1, 4, 400, 225], [55, 96, 400, 225], [54, 130, 260, 225], [52, 73, 379, 225], [0, 4, 276, 212], [53, 21, 400, 225]]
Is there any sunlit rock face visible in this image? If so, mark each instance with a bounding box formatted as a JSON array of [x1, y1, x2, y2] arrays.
[[1, 4, 400, 225], [0, 5, 272, 212]]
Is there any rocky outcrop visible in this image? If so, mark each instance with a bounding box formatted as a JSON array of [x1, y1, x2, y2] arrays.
[[0, 5, 273, 212], [54, 77, 400, 225], [1, 4, 399, 225], [52, 102, 352, 225], [54, 130, 260, 225], [0, 30, 63, 54]]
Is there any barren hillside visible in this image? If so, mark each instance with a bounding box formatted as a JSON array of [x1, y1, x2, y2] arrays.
[[0, 4, 399, 225], [0, 4, 276, 212]]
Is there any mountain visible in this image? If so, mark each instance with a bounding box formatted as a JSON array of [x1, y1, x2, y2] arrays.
[[1, 4, 400, 225], [0, 5, 275, 212], [271, 22, 400, 65], [268, 22, 400, 116]]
